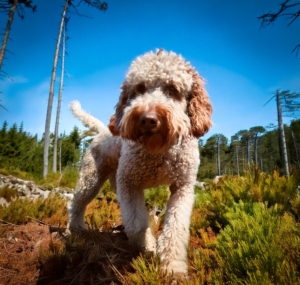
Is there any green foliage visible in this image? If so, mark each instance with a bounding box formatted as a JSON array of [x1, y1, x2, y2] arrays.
[[144, 185, 169, 210], [85, 198, 121, 229], [122, 256, 160, 284], [217, 202, 300, 284], [188, 228, 224, 285], [194, 168, 300, 232], [0, 122, 82, 179], [198, 118, 300, 177], [98, 180, 117, 202], [39, 166, 79, 190], [0, 193, 68, 225]]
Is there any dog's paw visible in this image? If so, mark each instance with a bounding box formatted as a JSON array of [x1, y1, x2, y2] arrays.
[[160, 268, 189, 285], [67, 220, 89, 234], [144, 227, 157, 254], [159, 260, 188, 278]]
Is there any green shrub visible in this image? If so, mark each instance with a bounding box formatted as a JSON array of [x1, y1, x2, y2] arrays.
[[38, 167, 79, 190], [85, 198, 121, 229], [188, 227, 224, 284], [121, 256, 160, 285], [144, 185, 169, 210], [216, 201, 300, 284], [0, 193, 68, 225], [0, 167, 35, 180]]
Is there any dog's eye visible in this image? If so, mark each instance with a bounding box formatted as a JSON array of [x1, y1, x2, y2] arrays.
[[164, 84, 180, 100], [130, 83, 146, 98], [136, 83, 146, 94]]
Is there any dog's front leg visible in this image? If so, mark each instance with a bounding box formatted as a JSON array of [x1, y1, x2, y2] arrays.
[[116, 178, 156, 253], [157, 182, 195, 276]]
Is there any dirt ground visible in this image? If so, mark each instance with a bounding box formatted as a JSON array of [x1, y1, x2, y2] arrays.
[[0, 221, 138, 285]]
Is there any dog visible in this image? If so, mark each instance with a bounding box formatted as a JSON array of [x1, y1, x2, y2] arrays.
[[67, 49, 212, 276]]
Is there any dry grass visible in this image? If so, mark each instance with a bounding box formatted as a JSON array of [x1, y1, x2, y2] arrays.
[[0, 220, 141, 285]]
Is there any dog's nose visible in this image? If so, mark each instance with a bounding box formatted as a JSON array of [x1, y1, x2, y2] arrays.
[[139, 113, 159, 132]]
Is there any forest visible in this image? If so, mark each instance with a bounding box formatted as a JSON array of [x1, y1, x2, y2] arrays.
[[0, 118, 300, 181]]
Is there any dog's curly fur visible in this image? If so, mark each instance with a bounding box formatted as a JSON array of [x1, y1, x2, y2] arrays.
[[67, 50, 212, 276]]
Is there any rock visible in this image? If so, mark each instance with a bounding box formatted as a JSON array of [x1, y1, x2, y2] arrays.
[[195, 181, 206, 189], [0, 174, 74, 204]]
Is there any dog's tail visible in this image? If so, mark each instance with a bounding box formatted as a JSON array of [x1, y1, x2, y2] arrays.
[[69, 100, 110, 135]]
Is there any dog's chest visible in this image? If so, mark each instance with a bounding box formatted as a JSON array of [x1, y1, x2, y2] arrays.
[[118, 140, 199, 189]]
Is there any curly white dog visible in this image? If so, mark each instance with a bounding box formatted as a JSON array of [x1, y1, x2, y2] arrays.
[[67, 49, 212, 277]]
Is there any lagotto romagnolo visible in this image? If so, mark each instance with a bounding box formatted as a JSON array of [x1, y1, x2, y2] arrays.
[[67, 50, 213, 277]]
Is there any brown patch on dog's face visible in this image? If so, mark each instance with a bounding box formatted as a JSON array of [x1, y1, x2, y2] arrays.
[[162, 83, 182, 101], [129, 83, 147, 99], [120, 105, 177, 154]]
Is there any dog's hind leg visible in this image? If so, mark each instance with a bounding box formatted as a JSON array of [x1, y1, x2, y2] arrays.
[[67, 144, 112, 231]]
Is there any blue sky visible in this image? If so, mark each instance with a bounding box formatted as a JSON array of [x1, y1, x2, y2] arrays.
[[0, 0, 299, 142]]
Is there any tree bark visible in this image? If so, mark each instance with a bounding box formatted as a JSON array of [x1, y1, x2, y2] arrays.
[[0, 0, 18, 71], [291, 131, 300, 169], [247, 139, 251, 171], [43, 0, 68, 178], [236, 145, 239, 175], [53, 22, 66, 173], [276, 90, 289, 176], [217, 137, 221, 176]]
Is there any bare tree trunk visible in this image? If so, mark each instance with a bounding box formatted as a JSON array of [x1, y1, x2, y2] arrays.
[[217, 137, 221, 176], [254, 136, 258, 166], [236, 145, 239, 175], [53, 22, 66, 172], [291, 131, 300, 169], [0, 0, 17, 71], [59, 135, 62, 174], [43, 0, 68, 178], [276, 90, 289, 176], [247, 139, 250, 171]]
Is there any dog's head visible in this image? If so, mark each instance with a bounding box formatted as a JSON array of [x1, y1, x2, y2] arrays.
[[109, 50, 213, 153]]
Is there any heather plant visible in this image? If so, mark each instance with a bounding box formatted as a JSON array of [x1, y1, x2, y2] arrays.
[[0, 186, 18, 202], [84, 198, 121, 229], [98, 180, 117, 202], [0, 167, 35, 180], [0, 193, 68, 225], [144, 185, 169, 210], [217, 201, 300, 284], [211, 167, 299, 209], [38, 166, 79, 190], [188, 227, 223, 284], [121, 256, 161, 284]]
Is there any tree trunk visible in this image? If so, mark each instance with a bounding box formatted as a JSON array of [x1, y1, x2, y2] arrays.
[[59, 135, 62, 174], [247, 139, 250, 171], [236, 145, 239, 175], [254, 136, 258, 166], [0, 0, 18, 71], [291, 131, 300, 169], [276, 90, 289, 176], [43, 0, 68, 178], [217, 137, 221, 176], [53, 23, 66, 172]]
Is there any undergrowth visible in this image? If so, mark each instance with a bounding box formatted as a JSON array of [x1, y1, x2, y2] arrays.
[[0, 167, 299, 284]]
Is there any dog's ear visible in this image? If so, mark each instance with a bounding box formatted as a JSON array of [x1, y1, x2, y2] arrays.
[[188, 72, 213, 138], [113, 81, 129, 133], [108, 114, 120, 136]]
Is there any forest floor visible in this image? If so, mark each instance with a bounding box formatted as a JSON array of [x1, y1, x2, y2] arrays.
[[0, 220, 141, 285]]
